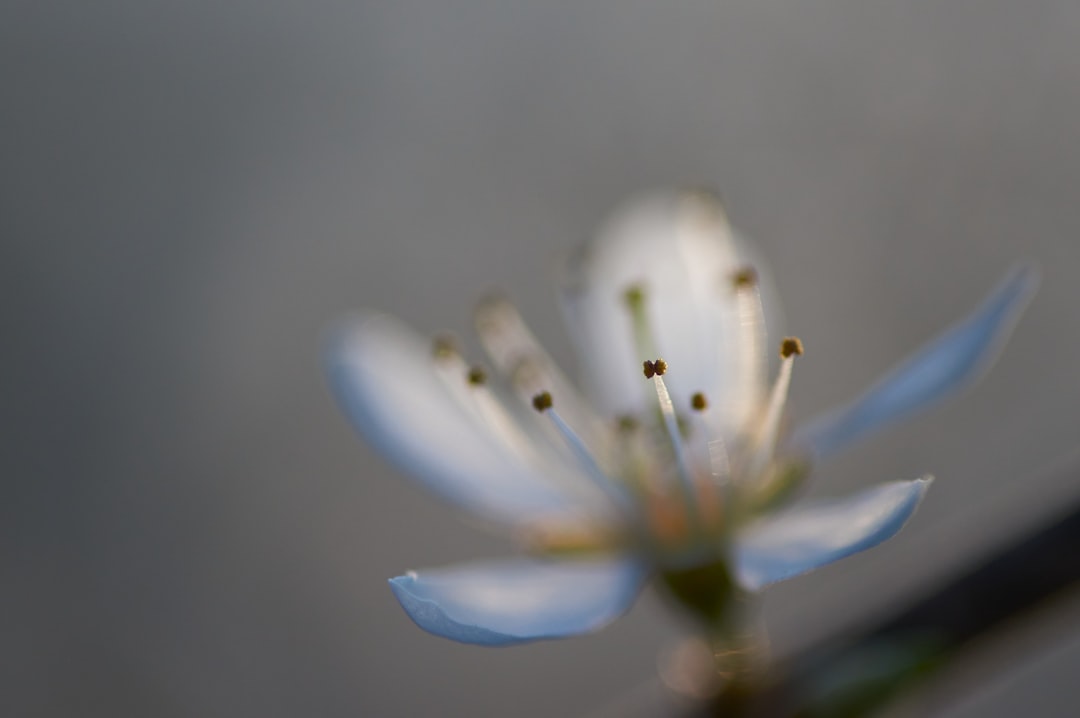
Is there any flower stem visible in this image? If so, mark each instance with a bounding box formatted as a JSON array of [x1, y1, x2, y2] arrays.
[[659, 558, 770, 709], [708, 620, 770, 715]]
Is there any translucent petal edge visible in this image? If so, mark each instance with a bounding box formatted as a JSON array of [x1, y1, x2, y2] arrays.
[[793, 264, 1039, 459], [734, 477, 933, 591], [388, 558, 648, 646]]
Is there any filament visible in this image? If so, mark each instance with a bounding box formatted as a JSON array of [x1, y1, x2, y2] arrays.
[[645, 359, 703, 531], [743, 337, 803, 481], [533, 392, 634, 514]]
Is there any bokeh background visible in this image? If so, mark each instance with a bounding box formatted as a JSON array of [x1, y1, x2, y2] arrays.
[[5, 2, 1080, 716]]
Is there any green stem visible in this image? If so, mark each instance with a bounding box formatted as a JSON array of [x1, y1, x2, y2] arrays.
[[659, 558, 770, 710]]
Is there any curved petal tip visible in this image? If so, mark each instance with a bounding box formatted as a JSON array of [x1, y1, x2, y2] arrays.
[[734, 477, 932, 591], [389, 558, 647, 646], [794, 263, 1039, 459]]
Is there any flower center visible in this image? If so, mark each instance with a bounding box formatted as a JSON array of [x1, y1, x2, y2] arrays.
[[607, 278, 808, 555], [434, 283, 811, 562]]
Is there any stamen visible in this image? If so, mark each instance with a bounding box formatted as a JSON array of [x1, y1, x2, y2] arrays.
[[732, 267, 758, 289], [474, 297, 571, 394], [531, 390, 553, 412], [475, 295, 607, 452], [780, 336, 803, 358], [646, 359, 702, 529], [431, 335, 469, 391], [625, 284, 660, 363], [431, 340, 540, 466], [643, 358, 668, 379], [510, 358, 617, 476], [432, 334, 459, 360], [612, 413, 660, 496], [729, 265, 767, 419], [510, 356, 546, 396], [623, 285, 645, 309], [743, 337, 804, 480], [533, 392, 632, 512], [691, 392, 731, 479], [690, 391, 734, 518]]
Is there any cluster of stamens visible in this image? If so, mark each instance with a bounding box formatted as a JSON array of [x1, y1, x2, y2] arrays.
[[433, 261, 805, 554]]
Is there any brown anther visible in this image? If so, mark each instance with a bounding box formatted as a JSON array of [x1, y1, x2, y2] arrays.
[[690, 392, 708, 412], [643, 358, 668, 378], [466, 366, 487, 385], [616, 415, 639, 432], [732, 266, 758, 289], [531, 391, 553, 412], [432, 335, 458, 360], [780, 337, 804, 358]]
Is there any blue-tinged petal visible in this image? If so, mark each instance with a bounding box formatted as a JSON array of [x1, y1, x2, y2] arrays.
[[733, 478, 932, 591], [326, 312, 585, 525], [558, 191, 775, 438], [389, 557, 648, 645], [793, 265, 1039, 459]]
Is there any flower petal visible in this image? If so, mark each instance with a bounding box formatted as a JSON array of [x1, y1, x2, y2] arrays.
[[793, 265, 1039, 459], [388, 557, 648, 645], [559, 191, 775, 437], [325, 312, 586, 524], [733, 478, 932, 591]]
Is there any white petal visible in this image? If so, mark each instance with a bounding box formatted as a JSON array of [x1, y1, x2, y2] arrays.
[[734, 478, 932, 591], [326, 312, 589, 524], [559, 191, 774, 437], [793, 265, 1039, 459], [389, 557, 648, 645]]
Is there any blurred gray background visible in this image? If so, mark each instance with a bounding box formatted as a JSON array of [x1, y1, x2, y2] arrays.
[[4, 2, 1079, 716]]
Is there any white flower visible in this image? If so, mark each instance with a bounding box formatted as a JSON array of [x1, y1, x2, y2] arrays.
[[327, 191, 1037, 645]]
